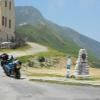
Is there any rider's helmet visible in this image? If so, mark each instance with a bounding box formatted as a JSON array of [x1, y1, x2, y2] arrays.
[[1, 53, 9, 60]]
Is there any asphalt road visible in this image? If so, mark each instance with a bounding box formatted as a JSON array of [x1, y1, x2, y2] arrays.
[[0, 67, 100, 100]]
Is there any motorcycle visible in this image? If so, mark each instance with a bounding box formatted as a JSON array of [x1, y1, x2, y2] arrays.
[[0, 54, 22, 79]]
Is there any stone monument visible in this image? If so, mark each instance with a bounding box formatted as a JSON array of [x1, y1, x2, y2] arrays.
[[74, 49, 89, 78]]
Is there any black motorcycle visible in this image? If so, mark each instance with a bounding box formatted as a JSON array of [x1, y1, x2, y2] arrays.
[[0, 54, 22, 79], [2, 60, 21, 79]]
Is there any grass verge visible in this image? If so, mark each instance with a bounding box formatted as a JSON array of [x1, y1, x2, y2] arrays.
[[18, 49, 66, 63]]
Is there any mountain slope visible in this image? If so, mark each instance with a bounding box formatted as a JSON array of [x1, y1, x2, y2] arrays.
[[15, 6, 100, 67], [16, 6, 46, 26], [60, 27, 100, 59], [16, 24, 80, 56]]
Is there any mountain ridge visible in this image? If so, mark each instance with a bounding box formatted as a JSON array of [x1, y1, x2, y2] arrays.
[[15, 6, 100, 67]]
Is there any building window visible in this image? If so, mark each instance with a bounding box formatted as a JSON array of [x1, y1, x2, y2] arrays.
[[5, 17, 7, 27], [9, 20, 11, 28], [5, 1, 7, 7], [2, 16, 5, 26], [9, 1, 11, 10]]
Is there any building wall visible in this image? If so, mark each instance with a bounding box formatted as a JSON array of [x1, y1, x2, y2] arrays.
[[0, 5, 2, 32], [0, 2, 2, 41], [0, 0, 15, 42]]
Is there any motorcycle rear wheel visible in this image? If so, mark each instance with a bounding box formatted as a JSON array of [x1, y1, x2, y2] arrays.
[[15, 70, 21, 79]]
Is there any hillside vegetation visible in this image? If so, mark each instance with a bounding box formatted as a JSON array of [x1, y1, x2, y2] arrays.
[[15, 6, 100, 67], [16, 24, 80, 56]]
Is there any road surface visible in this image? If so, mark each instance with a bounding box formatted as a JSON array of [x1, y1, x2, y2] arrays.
[[0, 67, 100, 100]]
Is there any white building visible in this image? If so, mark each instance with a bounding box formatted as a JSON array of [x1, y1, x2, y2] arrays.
[[0, 0, 15, 42]]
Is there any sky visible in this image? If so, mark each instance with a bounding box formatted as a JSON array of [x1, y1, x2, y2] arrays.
[[15, 0, 100, 42]]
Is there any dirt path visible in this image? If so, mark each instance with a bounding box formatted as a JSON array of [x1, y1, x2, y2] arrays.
[[0, 42, 48, 57]]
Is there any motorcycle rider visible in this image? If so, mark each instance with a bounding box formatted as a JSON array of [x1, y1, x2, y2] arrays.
[[0, 53, 9, 67]]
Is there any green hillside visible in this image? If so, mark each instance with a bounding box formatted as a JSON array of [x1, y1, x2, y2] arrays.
[[16, 24, 100, 67], [16, 24, 80, 56], [15, 6, 100, 67]]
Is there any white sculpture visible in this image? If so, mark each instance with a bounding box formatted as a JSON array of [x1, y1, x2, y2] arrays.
[[74, 49, 89, 78]]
